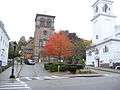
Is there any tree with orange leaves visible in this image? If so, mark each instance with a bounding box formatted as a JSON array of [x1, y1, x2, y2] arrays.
[[43, 32, 74, 61]]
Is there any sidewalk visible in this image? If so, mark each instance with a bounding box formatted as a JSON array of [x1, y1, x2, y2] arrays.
[[0, 65, 22, 80], [88, 66, 120, 74], [0, 63, 51, 80]]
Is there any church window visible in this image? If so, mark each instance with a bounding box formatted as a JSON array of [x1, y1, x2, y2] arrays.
[[0, 36, 2, 41], [95, 6, 98, 13], [36, 25, 40, 29], [40, 18, 45, 27], [88, 51, 92, 56], [103, 4, 108, 12], [39, 39, 47, 47], [43, 30, 47, 35], [95, 48, 99, 54], [47, 19, 52, 28], [39, 39, 43, 47], [103, 46, 109, 53], [96, 35, 98, 39]]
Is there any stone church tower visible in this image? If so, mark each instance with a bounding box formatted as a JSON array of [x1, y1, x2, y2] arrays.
[[34, 14, 55, 62]]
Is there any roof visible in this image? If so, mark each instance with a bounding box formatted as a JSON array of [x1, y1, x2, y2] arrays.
[[92, 0, 114, 7], [86, 39, 120, 49], [35, 14, 55, 21], [91, 14, 116, 21]]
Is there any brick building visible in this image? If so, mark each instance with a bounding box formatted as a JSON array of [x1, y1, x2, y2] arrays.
[[23, 37, 34, 59]]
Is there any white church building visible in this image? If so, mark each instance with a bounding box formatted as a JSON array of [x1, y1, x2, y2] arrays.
[[0, 21, 10, 66], [86, 0, 120, 67]]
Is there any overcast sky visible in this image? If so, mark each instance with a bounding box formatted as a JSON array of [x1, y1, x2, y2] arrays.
[[0, 0, 120, 41]]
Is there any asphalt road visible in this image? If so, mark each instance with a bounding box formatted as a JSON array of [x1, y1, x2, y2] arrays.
[[26, 76, 120, 90], [22, 64, 120, 90], [1, 63, 120, 90]]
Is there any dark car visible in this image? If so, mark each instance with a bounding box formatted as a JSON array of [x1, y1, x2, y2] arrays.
[[113, 63, 120, 69], [24, 59, 35, 65], [115, 66, 120, 70]]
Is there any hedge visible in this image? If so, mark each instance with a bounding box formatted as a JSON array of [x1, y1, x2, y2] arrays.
[[44, 63, 85, 73]]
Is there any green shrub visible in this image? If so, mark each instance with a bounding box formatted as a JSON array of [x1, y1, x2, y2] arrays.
[[49, 63, 58, 72], [76, 64, 84, 69], [44, 63, 85, 73], [44, 63, 67, 72], [67, 64, 77, 74], [44, 63, 52, 70], [67, 64, 85, 74], [59, 64, 68, 72]]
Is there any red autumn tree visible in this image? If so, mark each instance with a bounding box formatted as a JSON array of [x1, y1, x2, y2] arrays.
[[43, 32, 74, 60]]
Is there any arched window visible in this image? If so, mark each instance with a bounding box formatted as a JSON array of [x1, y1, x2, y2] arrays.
[[96, 35, 98, 39], [95, 6, 98, 13], [88, 51, 92, 56], [39, 39, 47, 47], [103, 4, 108, 12], [103, 46, 109, 53], [40, 18, 45, 27], [47, 19, 52, 28], [43, 30, 47, 35], [95, 48, 99, 55]]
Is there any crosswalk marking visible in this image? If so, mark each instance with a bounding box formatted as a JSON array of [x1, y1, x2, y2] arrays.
[[0, 87, 31, 90], [0, 79, 31, 90], [19, 76, 68, 81]]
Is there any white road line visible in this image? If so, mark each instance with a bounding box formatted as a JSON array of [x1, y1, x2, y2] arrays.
[[44, 76, 54, 80], [0, 82, 20, 85], [0, 86, 31, 90], [33, 77, 43, 80], [20, 77, 32, 80], [0, 84, 27, 87]]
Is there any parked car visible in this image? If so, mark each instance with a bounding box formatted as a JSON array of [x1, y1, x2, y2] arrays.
[[115, 66, 120, 70], [112, 63, 120, 69], [24, 59, 35, 65]]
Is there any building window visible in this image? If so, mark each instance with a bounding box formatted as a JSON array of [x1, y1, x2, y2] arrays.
[[47, 19, 52, 28], [40, 18, 45, 27], [96, 35, 98, 39], [95, 48, 99, 55], [88, 51, 92, 56], [39, 39, 47, 47], [36, 25, 40, 29], [103, 46, 109, 53], [95, 6, 98, 13], [103, 4, 108, 12], [43, 30, 47, 35], [0, 36, 2, 41]]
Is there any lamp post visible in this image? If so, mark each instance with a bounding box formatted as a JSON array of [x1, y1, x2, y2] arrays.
[[10, 41, 17, 78], [19, 50, 23, 65]]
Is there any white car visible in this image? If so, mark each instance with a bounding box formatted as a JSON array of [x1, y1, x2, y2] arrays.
[[25, 59, 35, 65]]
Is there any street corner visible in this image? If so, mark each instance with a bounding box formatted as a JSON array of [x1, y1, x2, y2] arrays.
[[63, 74, 104, 78]]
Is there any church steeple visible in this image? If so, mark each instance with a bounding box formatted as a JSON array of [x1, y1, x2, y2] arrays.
[[91, 0, 116, 45], [92, 0, 114, 20]]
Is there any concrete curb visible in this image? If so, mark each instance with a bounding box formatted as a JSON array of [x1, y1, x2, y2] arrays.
[[89, 67, 120, 74], [63, 74, 104, 78]]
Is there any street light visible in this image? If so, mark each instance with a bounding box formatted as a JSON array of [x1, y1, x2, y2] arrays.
[[10, 41, 17, 78]]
